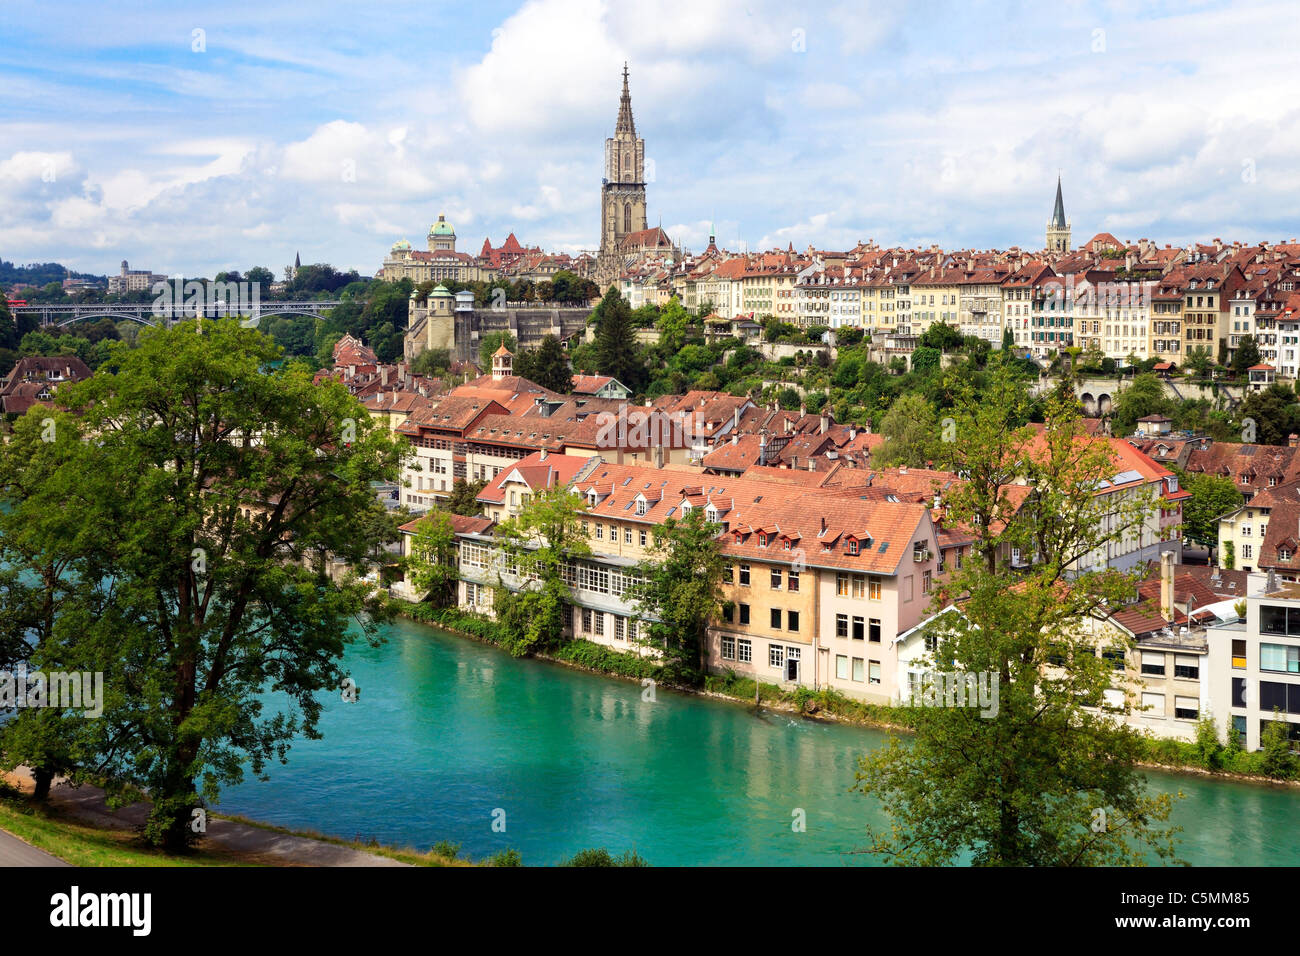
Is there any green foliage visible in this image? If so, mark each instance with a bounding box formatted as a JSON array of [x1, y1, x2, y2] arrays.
[[410, 348, 452, 378], [1193, 715, 1223, 770], [512, 334, 573, 393], [562, 847, 650, 867], [1259, 711, 1297, 779], [1238, 382, 1300, 446], [489, 848, 523, 866], [0, 320, 405, 850], [874, 393, 940, 468], [1110, 373, 1175, 436], [407, 512, 459, 606], [1177, 470, 1243, 547], [856, 375, 1181, 866], [1230, 335, 1261, 377], [918, 321, 963, 351], [592, 287, 646, 393], [631, 510, 727, 683]]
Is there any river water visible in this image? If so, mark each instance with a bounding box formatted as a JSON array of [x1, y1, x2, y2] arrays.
[[219, 617, 1300, 866]]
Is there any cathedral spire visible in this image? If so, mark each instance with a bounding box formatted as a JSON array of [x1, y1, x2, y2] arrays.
[[616, 62, 636, 137], [1051, 175, 1066, 229]]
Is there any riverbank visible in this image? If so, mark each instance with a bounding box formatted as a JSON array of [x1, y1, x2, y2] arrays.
[[400, 601, 1299, 788], [0, 768, 457, 867]]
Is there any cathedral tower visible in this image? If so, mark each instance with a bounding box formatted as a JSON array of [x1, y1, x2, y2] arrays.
[[597, 65, 648, 285]]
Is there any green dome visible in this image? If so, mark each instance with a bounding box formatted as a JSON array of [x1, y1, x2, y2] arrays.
[[430, 214, 455, 236], [391, 238, 411, 251], [430, 284, 452, 296]]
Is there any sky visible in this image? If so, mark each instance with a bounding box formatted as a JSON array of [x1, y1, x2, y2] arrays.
[[2, 0, 1300, 279]]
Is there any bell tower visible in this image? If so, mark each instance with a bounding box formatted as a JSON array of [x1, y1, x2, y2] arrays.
[[597, 64, 648, 285], [1046, 175, 1071, 253]]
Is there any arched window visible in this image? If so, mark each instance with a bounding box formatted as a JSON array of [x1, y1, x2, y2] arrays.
[[623, 203, 631, 234]]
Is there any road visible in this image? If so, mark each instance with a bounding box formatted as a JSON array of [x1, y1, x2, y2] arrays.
[[0, 827, 69, 867]]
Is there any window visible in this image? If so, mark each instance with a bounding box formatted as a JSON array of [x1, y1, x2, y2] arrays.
[[737, 639, 752, 663], [770, 608, 782, 629], [639, 530, 647, 547], [922, 570, 932, 594], [869, 618, 881, 643], [593, 612, 604, 637], [724, 564, 734, 584], [836, 654, 849, 680], [788, 610, 799, 632], [1102, 649, 1126, 672], [769, 645, 785, 668], [868, 660, 881, 685], [852, 616, 865, 641], [852, 657, 865, 682], [1141, 652, 1166, 676], [1141, 692, 1165, 715], [848, 540, 859, 555], [739, 564, 751, 587], [582, 608, 592, 633], [788, 571, 799, 592], [836, 614, 848, 638], [596, 524, 604, 540], [770, 568, 783, 589], [1232, 677, 1247, 708], [1261, 643, 1300, 673], [615, 616, 626, 642], [609, 524, 617, 540], [836, 573, 849, 596], [1174, 655, 1201, 679], [739, 603, 750, 625], [624, 528, 633, 544], [852, 575, 865, 598], [1174, 696, 1199, 720], [1233, 639, 1247, 669], [721, 636, 736, 660], [868, 577, 882, 600]]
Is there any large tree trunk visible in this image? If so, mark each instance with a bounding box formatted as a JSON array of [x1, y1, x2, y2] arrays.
[[31, 766, 54, 801]]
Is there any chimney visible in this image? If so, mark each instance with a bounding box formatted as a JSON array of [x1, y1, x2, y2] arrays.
[[820, 414, 829, 435], [1289, 434, 1299, 448], [381, 366, 389, 386], [733, 406, 740, 430], [539, 448, 548, 461], [1159, 551, 1175, 621]]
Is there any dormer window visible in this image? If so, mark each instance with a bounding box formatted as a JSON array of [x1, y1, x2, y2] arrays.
[[759, 533, 769, 547], [1282, 548, 1293, 562], [635, 497, 647, 516], [848, 540, 859, 555]]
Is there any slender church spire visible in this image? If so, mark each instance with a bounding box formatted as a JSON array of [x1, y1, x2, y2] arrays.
[[616, 62, 636, 137], [1051, 175, 1067, 229]]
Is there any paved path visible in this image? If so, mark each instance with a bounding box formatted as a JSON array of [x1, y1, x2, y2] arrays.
[[4, 769, 408, 867], [0, 826, 70, 867]]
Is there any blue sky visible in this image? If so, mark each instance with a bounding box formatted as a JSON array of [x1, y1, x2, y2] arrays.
[[2, 0, 1299, 278]]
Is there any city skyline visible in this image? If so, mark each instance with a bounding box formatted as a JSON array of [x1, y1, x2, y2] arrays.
[[3, 0, 1300, 277]]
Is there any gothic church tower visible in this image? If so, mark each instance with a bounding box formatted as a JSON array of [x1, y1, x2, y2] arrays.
[[1046, 176, 1071, 253], [596, 65, 648, 286]]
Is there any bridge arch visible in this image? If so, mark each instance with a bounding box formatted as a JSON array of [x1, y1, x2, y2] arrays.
[[1080, 391, 1097, 416]]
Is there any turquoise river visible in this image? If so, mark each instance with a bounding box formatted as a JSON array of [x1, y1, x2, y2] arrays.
[[220, 617, 1300, 866]]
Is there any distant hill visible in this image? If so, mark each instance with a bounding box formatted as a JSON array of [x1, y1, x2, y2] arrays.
[[0, 259, 106, 288]]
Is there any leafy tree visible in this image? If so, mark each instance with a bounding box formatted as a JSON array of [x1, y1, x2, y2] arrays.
[[592, 287, 645, 393], [410, 347, 452, 379], [407, 511, 459, 606], [1230, 335, 1261, 377], [1239, 383, 1300, 446], [632, 510, 727, 682], [491, 486, 591, 657], [856, 384, 1180, 866], [0, 320, 405, 850], [919, 321, 963, 351], [513, 334, 573, 393], [1259, 711, 1296, 779], [1193, 714, 1223, 771], [1178, 471, 1242, 547], [910, 345, 940, 375], [441, 478, 487, 516], [874, 393, 941, 468], [1186, 346, 1214, 378], [1110, 373, 1174, 436]]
